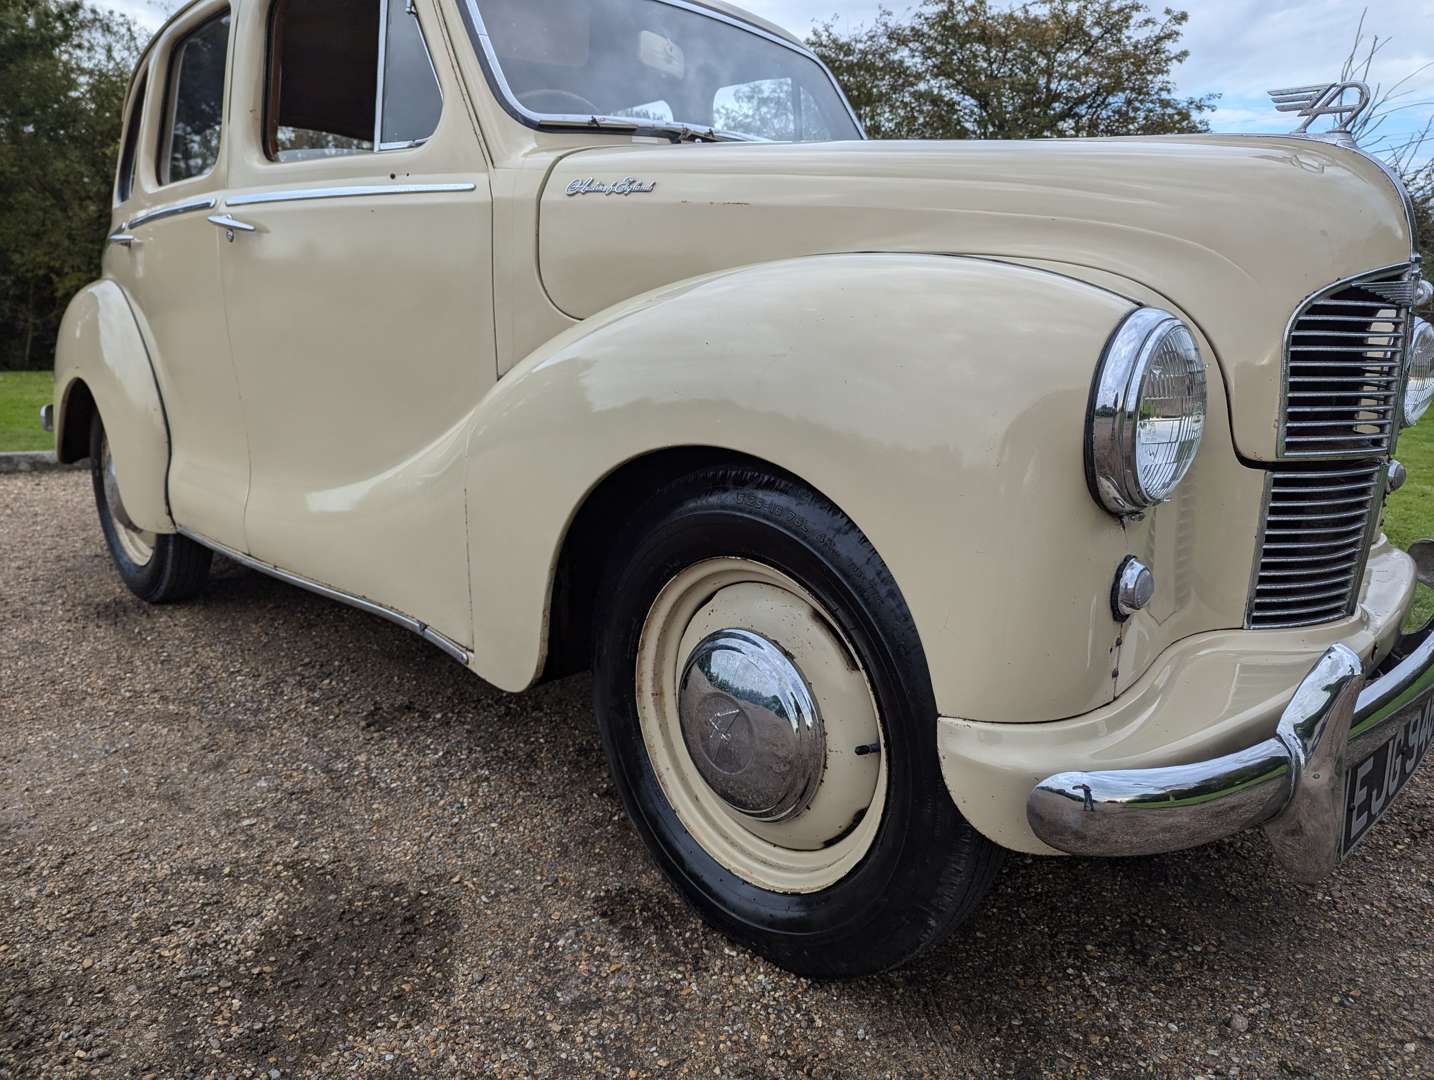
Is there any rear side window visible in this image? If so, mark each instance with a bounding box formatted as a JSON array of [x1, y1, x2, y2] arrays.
[[267, 0, 442, 162], [116, 73, 148, 202], [161, 13, 231, 185]]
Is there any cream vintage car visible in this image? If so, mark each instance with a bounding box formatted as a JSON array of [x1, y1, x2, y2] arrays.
[[47, 0, 1434, 976]]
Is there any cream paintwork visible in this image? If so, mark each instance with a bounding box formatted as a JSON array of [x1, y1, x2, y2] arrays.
[[56, 0, 1426, 858], [91, 0, 252, 550], [465, 253, 1139, 721], [213, 0, 494, 646], [53, 282, 172, 533], [537, 138, 1414, 465], [941, 538, 1417, 854]]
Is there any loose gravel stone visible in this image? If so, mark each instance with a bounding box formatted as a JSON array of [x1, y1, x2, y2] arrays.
[[2, 469, 1432, 1078]]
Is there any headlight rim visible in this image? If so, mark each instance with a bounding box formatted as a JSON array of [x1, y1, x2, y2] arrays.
[[1403, 316, 1434, 429], [1086, 307, 1208, 518]]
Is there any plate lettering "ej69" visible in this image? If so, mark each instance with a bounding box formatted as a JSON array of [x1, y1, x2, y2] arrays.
[[1343, 695, 1434, 853]]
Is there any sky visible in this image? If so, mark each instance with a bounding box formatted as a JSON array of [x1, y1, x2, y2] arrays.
[[100, 0, 1434, 161]]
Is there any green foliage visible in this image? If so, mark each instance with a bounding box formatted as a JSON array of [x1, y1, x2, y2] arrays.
[[1387, 419, 1434, 630], [1406, 164, 1433, 272], [808, 0, 1216, 141], [0, 0, 142, 371], [0, 370, 55, 450]]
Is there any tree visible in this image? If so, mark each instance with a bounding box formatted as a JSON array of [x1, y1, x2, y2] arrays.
[[1338, 11, 1434, 273], [0, 0, 142, 370], [808, 0, 1216, 141]]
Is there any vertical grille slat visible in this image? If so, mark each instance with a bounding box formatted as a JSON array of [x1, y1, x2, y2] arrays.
[[1279, 268, 1413, 458], [1247, 463, 1383, 629]]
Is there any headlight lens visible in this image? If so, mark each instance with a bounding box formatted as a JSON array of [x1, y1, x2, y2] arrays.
[[1087, 308, 1207, 516], [1404, 317, 1433, 427]]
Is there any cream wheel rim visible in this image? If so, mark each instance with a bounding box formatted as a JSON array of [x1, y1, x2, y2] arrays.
[[100, 434, 156, 567], [636, 557, 887, 894]]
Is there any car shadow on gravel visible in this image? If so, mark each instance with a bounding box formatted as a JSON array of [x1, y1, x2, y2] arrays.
[[147, 865, 458, 1073]]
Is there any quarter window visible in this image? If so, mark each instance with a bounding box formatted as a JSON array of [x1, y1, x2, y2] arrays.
[[267, 0, 442, 162], [116, 73, 148, 202], [161, 14, 230, 185]]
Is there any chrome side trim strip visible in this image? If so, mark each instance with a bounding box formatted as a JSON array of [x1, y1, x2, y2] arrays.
[[226, 182, 476, 207], [422, 627, 471, 664], [178, 529, 471, 665], [125, 195, 218, 230]]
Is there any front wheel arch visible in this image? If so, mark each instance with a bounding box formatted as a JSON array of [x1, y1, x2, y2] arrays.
[[541, 446, 875, 685]]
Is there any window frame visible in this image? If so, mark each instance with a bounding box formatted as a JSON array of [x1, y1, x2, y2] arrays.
[[262, 0, 445, 164], [156, 9, 233, 188], [454, 0, 866, 142], [115, 71, 149, 204]]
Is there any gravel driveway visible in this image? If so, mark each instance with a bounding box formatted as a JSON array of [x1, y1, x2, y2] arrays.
[[2, 469, 1432, 1079]]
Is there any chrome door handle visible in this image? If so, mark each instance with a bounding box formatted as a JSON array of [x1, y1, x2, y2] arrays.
[[207, 213, 257, 233], [109, 233, 138, 247]]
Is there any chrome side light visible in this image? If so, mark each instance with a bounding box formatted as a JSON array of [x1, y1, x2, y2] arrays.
[[1403, 318, 1433, 428], [1087, 308, 1208, 517]]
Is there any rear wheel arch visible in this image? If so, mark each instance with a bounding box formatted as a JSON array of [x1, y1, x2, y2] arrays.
[[57, 377, 97, 464], [52, 280, 172, 532]]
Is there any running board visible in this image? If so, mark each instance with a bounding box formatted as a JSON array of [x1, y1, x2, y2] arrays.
[[178, 529, 471, 665]]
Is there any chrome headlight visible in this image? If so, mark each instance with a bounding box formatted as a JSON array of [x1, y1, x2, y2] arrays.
[[1404, 317, 1433, 427], [1087, 308, 1207, 517]]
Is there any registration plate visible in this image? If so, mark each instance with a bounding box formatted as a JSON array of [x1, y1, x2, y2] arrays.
[[1342, 693, 1434, 854]]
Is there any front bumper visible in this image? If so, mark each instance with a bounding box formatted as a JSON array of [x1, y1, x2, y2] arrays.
[[1026, 561, 1434, 881]]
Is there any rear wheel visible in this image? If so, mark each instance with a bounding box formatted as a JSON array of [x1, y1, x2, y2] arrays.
[[90, 414, 212, 603], [593, 465, 1001, 977]]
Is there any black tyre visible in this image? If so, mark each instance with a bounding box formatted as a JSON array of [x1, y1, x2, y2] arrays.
[[90, 413, 212, 603], [592, 465, 1002, 977]]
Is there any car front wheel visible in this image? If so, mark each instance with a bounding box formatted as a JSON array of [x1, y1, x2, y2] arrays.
[[593, 465, 1002, 977]]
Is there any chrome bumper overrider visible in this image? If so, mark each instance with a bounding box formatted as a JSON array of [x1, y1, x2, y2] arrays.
[[1028, 548, 1434, 881]]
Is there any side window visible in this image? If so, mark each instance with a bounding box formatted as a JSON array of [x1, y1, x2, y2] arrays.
[[267, 0, 442, 162], [161, 13, 231, 185], [116, 73, 148, 202]]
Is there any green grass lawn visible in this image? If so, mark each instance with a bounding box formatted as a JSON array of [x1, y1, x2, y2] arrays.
[[0, 371, 54, 453], [1386, 419, 1434, 629]]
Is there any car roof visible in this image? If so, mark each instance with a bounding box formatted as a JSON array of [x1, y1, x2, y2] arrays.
[[690, 1, 806, 47], [138, 0, 807, 58]]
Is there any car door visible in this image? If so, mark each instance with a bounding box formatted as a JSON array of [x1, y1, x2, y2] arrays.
[[108, 2, 251, 551], [217, 0, 496, 648]]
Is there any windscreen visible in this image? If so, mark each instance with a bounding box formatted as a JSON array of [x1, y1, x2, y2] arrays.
[[467, 0, 861, 142]]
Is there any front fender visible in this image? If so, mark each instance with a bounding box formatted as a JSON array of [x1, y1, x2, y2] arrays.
[[466, 253, 1135, 722], [54, 281, 173, 533]]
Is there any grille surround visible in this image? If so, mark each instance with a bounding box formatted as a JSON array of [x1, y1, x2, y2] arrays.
[[1247, 462, 1387, 629], [1277, 265, 1416, 459]]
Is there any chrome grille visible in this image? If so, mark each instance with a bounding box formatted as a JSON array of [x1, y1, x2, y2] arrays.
[[1248, 463, 1384, 629], [1279, 268, 1414, 458]]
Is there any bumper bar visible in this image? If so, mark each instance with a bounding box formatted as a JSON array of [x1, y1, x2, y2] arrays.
[[1028, 567, 1434, 881]]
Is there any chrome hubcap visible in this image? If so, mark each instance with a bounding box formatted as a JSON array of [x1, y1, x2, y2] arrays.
[[679, 629, 826, 822], [636, 558, 886, 894]]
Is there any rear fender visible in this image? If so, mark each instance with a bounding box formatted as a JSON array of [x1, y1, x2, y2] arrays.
[[54, 281, 173, 533]]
